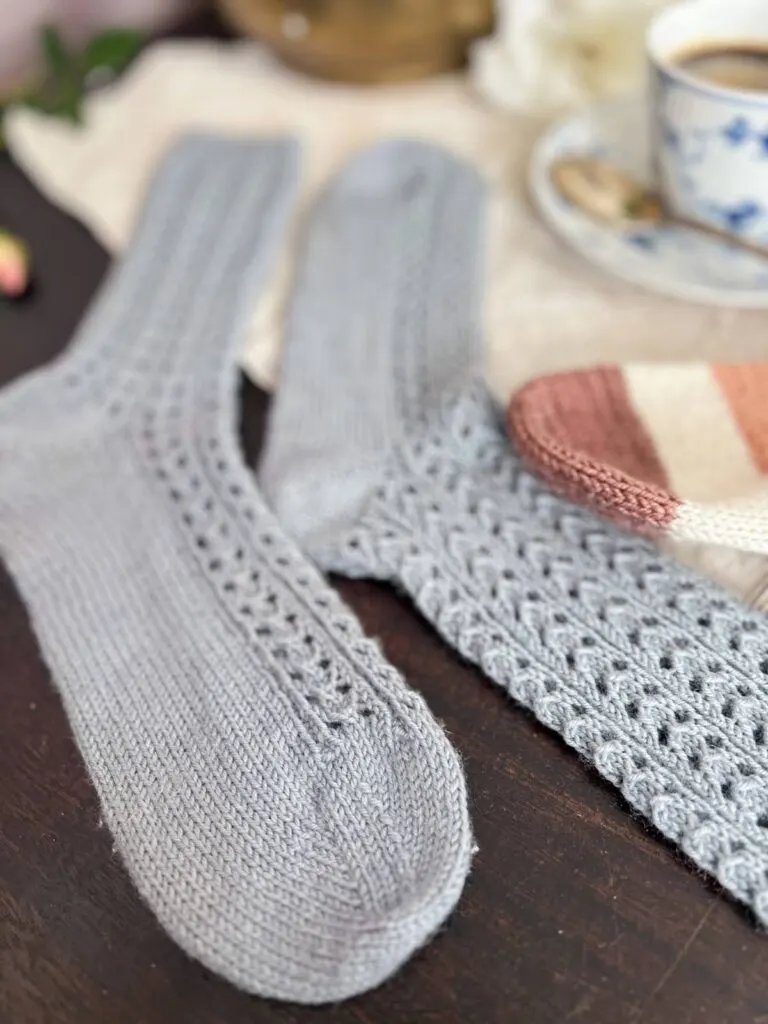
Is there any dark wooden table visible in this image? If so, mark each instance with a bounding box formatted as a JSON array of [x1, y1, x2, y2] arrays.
[[2, 68, 768, 1024]]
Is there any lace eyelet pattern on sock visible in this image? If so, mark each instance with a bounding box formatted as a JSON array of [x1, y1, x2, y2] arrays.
[[0, 136, 473, 1003], [334, 384, 768, 924]]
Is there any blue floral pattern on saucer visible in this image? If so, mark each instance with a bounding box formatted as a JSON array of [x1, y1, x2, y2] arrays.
[[531, 96, 768, 308]]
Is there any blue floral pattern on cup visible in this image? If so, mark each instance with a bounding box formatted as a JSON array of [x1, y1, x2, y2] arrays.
[[530, 96, 768, 308], [653, 64, 768, 249]]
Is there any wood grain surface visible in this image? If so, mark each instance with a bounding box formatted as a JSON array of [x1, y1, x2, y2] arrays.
[[2, 65, 768, 1024]]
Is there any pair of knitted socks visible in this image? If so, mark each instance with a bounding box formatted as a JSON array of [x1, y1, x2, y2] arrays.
[[5, 136, 768, 1006]]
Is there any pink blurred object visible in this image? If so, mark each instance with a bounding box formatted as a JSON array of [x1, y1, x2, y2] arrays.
[[0, 230, 30, 297], [0, 0, 200, 89]]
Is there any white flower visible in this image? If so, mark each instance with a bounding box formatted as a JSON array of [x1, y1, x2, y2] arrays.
[[471, 0, 675, 117]]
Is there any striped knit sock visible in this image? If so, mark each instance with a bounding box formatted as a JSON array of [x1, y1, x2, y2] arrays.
[[0, 136, 473, 1003], [508, 363, 768, 554], [261, 138, 768, 928]]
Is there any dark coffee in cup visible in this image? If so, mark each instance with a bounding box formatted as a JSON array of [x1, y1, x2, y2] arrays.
[[674, 44, 768, 91]]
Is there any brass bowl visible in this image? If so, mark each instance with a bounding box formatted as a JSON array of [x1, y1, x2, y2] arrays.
[[217, 0, 494, 84]]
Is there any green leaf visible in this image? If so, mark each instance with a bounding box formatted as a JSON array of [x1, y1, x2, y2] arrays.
[[84, 29, 143, 75], [55, 80, 84, 124], [41, 25, 70, 78], [0, 25, 141, 143], [21, 75, 83, 124]]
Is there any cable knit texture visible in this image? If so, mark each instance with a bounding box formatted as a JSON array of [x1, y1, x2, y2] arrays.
[[262, 138, 768, 926], [0, 135, 473, 1003]]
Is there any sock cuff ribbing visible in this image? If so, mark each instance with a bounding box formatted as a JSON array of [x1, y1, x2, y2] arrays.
[[0, 136, 299, 432]]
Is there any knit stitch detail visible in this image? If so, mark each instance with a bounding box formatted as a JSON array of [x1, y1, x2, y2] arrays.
[[508, 368, 679, 533], [508, 362, 768, 555], [322, 382, 768, 925]]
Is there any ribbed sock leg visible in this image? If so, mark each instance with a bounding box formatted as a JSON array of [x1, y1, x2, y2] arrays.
[[261, 139, 768, 927], [0, 136, 473, 1003], [260, 139, 486, 559]]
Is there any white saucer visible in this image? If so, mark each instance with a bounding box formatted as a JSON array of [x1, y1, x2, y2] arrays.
[[530, 96, 768, 307]]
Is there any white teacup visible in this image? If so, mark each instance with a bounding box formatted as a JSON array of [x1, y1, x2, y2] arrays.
[[648, 0, 768, 247]]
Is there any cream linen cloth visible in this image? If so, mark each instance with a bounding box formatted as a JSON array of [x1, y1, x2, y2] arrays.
[[7, 38, 768, 607]]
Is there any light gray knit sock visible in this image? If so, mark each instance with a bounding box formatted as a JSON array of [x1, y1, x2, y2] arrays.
[[262, 138, 768, 927], [0, 136, 473, 1003]]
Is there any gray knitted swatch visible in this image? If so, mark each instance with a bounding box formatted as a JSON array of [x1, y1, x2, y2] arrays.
[[262, 138, 768, 926], [0, 136, 474, 1003]]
